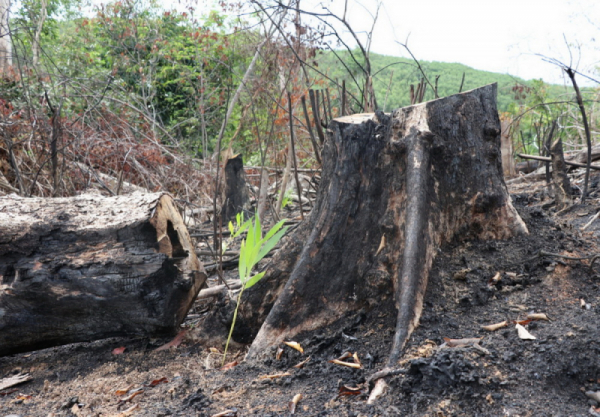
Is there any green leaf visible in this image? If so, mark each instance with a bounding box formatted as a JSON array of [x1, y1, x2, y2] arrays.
[[245, 217, 256, 258], [238, 240, 247, 281], [244, 271, 265, 289], [257, 227, 288, 261], [234, 217, 251, 238], [262, 219, 286, 242], [254, 214, 262, 247], [228, 221, 234, 236]]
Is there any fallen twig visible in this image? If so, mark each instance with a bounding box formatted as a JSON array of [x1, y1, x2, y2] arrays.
[[366, 367, 406, 387], [582, 210, 600, 231], [197, 281, 242, 299], [523, 250, 600, 272]]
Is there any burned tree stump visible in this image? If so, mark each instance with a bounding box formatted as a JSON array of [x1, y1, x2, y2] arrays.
[[222, 154, 250, 222], [0, 192, 206, 356], [550, 134, 572, 209], [238, 84, 527, 369]]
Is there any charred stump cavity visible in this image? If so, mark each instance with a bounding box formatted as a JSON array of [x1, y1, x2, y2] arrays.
[[0, 192, 206, 356], [238, 84, 528, 372]]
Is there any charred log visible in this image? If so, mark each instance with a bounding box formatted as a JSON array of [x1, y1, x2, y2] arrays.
[[0, 192, 206, 356]]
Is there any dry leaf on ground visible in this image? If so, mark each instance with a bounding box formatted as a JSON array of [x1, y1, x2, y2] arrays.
[[147, 377, 168, 387], [338, 385, 363, 396], [527, 313, 550, 321], [293, 356, 311, 369], [288, 393, 302, 414], [481, 321, 508, 331], [283, 341, 304, 353], [516, 323, 536, 340], [443, 337, 482, 347], [115, 384, 135, 396], [220, 361, 238, 371], [155, 329, 188, 352]]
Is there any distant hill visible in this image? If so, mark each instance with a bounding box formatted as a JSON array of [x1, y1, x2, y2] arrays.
[[314, 51, 571, 113]]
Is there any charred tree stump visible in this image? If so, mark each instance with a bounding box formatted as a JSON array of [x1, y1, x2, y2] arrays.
[[0, 192, 206, 356], [222, 154, 250, 222], [550, 133, 572, 209], [237, 85, 528, 371]]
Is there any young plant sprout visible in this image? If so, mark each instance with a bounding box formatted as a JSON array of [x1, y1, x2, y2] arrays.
[[222, 213, 288, 364]]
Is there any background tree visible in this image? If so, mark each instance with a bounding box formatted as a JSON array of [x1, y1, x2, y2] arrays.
[[0, 0, 10, 73]]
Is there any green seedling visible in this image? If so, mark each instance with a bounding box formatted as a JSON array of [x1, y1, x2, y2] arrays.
[[222, 212, 252, 253], [222, 213, 288, 364], [281, 189, 293, 209], [228, 212, 252, 238]]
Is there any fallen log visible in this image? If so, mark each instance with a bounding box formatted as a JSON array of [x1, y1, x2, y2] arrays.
[[0, 192, 206, 356], [231, 84, 527, 371]]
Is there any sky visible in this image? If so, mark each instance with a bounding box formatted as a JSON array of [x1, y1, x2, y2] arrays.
[[327, 0, 600, 86]]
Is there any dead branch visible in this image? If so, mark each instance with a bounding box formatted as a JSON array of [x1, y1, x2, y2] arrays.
[[516, 154, 600, 171], [288, 91, 304, 220], [564, 67, 593, 202]]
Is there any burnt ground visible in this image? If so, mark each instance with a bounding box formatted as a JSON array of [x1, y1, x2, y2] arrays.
[[2, 176, 600, 417]]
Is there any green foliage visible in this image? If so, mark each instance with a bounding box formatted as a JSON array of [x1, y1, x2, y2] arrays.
[[87, 2, 243, 151], [34, 0, 254, 156], [223, 214, 288, 364], [12, 0, 75, 42], [281, 190, 293, 209], [228, 212, 252, 238]]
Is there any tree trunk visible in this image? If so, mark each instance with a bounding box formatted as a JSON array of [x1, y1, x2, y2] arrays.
[[238, 84, 528, 368], [0, 0, 10, 73], [550, 133, 572, 209], [221, 154, 250, 222], [500, 119, 515, 177], [0, 192, 206, 356]]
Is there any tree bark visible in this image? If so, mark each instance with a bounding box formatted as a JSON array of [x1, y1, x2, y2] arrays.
[[0, 192, 206, 356], [238, 84, 528, 367]]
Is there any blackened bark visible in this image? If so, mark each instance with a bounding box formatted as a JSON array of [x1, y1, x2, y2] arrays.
[[222, 155, 250, 222], [0, 192, 206, 356], [550, 130, 572, 209], [237, 84, 528, 366]]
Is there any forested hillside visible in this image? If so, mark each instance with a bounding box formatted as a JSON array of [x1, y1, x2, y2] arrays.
[[315, 50, 571, 113]]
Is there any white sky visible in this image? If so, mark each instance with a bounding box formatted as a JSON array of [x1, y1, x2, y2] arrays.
[[327, 0, 600, 86]]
